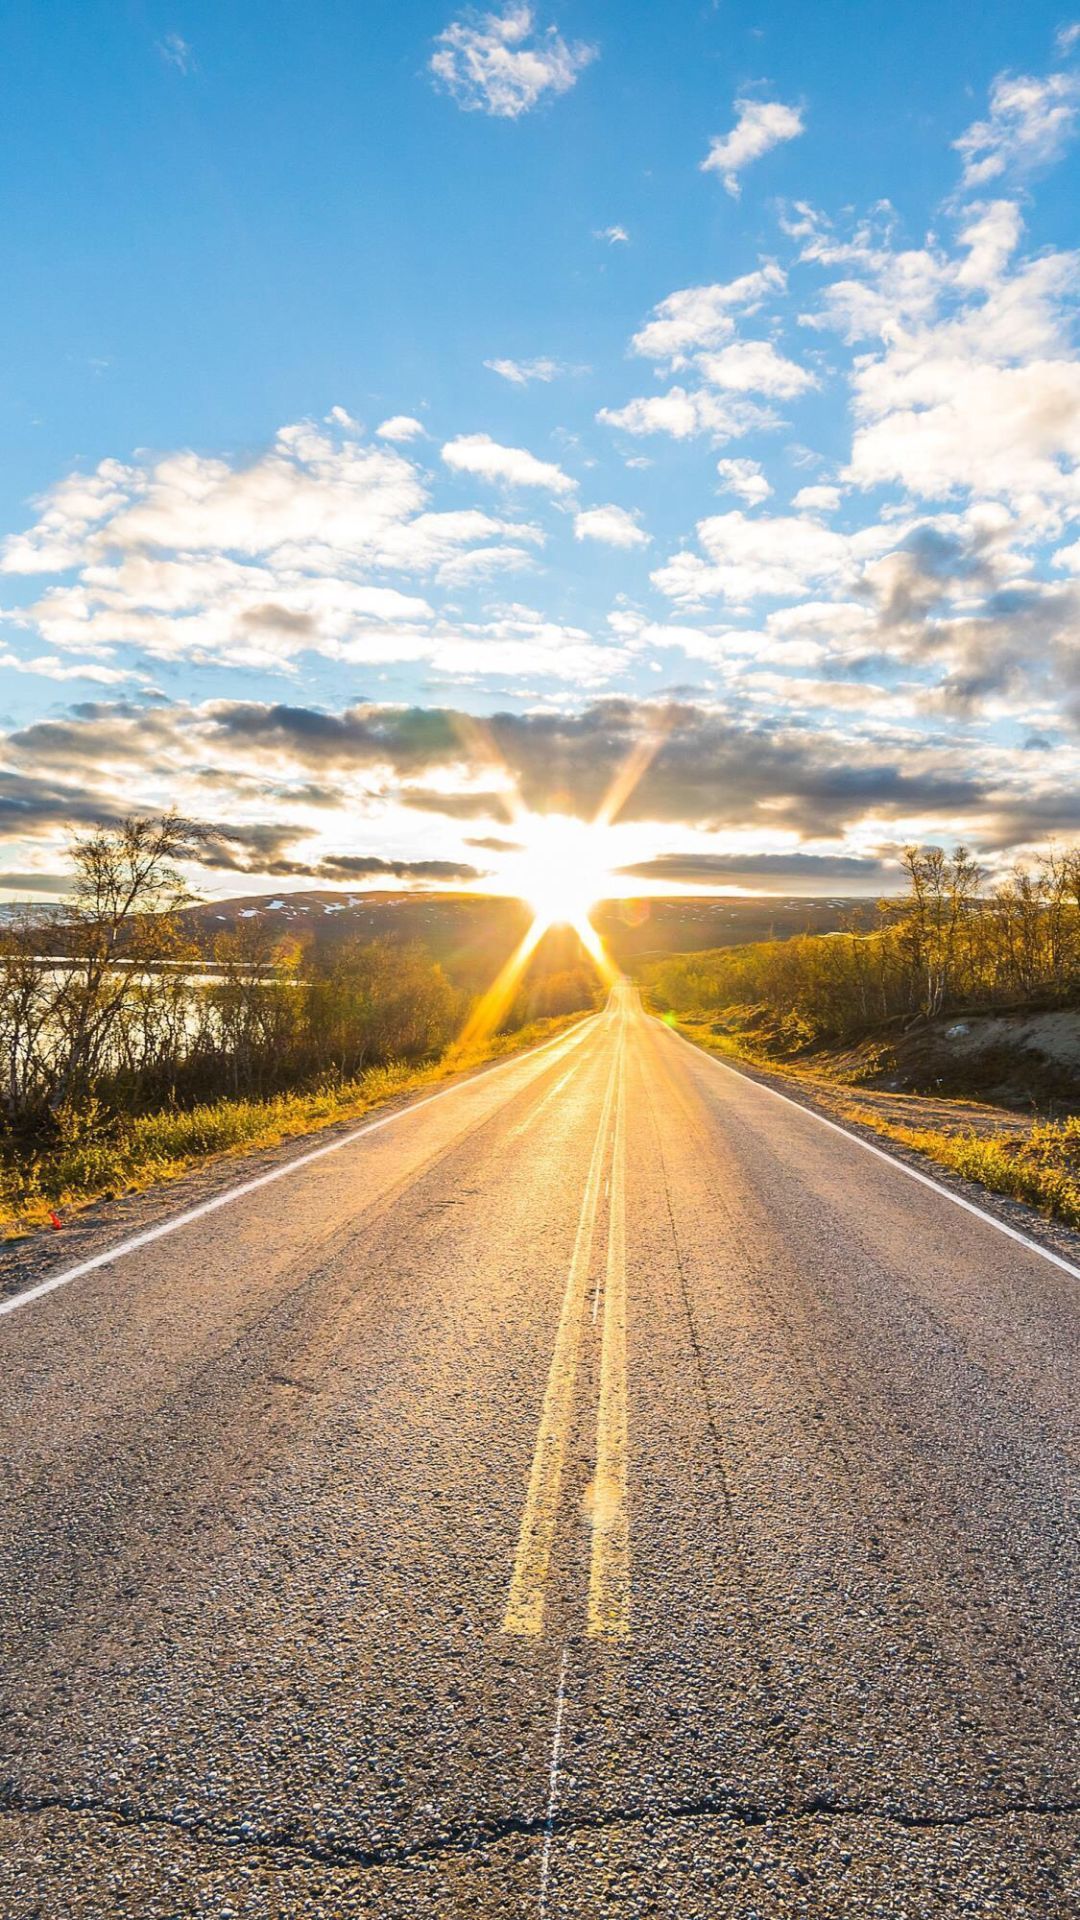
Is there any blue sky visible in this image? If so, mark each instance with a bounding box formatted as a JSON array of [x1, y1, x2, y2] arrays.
[[2, 1, 1080, 896]]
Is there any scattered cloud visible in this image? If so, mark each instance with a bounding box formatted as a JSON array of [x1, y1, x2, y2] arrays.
[[0, 651, 134, 685], [652, 510, 858, 608], [594, 225, 629, 245], [441, 432, 577, 494], [2, 695, 1041, 866], [630, 267, 786, 365], [598, 387, 776, 442], [484, 356, 581, 385], [573, 505, 650, 549], [715, 459, 772, 505], [429, 4, 596, 118], [617, 850, 893, 888], [0, 418, 562, 678], [697, 339, 817, 397], [156, 32, 195, 75], [0, 872, 72, 896], [375, 415, 427, 441], [793, 484, 841, 513], [701, 98, 805, 197], [294, 854, 483, 883], [954, 70, 1080, 187]]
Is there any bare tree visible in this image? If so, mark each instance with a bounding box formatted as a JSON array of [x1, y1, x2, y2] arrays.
[[39, 815, 207, 1116]]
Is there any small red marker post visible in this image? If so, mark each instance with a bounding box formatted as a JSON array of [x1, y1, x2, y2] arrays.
[[48, 1211, 63, 1231]]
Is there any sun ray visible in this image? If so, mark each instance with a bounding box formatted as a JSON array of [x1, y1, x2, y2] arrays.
[[451, 914, 549, 1055], [592, 715, 672, 830]]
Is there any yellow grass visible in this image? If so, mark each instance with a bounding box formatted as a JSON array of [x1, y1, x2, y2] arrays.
[[853, 1115, 1080, 1233]]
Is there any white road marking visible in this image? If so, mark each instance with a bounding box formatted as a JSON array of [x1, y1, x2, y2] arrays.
[[539, 1646, 570, 1920], [665, 1021, 1080, 1285], [0, 1015, 599, 1323]]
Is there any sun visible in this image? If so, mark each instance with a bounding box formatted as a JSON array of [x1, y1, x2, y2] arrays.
[[452, 816, 614, 1053], [505, 815, 613, 959]]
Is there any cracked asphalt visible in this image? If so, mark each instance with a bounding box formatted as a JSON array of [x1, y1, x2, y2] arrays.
[[0, 988, 1077, 1916]]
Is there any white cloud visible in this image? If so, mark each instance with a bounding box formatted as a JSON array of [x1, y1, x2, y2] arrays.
[[441, 431, 576, 494], [652, 510, 857, 607], [954, 200, 1025, 290], [701, 98, 804, 197], [330, 606, 624, 685], [1057, 23, 1080, 56], [0, 418, 551, 678], [715, 459, 772, 505], [156, 32, 195, 75], [849, 357, 1080, 503], [376, 415, 427, 441], [573, 504, 650, 548], [0, 651, 134, 685], [434, 543, 538, 585], [105, 428, 431, 561], [799, 175, 1080, 521], [598, 387, 776, 442], [840, 245, 1080, 507], [954, 70, 1080, 188], [697, 339, 817, 397], [594, 225, 629, 245], [0, 461, 135, 574], [793, 484, 841, 514], [484, 356, 577, 385], [630, 267, 786, 364], [429, 4, 596, 118]]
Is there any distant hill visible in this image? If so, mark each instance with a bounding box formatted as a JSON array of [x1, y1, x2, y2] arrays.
[[175, 889, 865, 981]]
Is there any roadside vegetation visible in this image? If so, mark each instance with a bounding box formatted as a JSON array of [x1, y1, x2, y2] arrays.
[[642, 844, 1080, 1234], [0, 816, 599, 1237]]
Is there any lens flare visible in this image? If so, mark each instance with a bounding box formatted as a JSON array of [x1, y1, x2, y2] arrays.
[[452, 722, 670, 1053], [507, 815, 611, 949], [454, 818, 614, 1052]]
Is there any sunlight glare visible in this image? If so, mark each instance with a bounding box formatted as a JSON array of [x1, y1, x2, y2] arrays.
[[508, 814, 613, 943]]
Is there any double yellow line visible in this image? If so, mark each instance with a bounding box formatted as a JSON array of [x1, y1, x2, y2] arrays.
[[503, 1028, 630, 1638]]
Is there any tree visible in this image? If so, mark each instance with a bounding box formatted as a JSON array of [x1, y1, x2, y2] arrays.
[[41, 814, 207, 1115]]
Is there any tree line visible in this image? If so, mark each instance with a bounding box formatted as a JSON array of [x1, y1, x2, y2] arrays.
[[642, 844, 1080, 1049], [0, 816, 595, 1143]]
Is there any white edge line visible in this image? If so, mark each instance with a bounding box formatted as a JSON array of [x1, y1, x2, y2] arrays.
[[0, 1014, 600, 1323], [662, 1020, 1080, 1286]]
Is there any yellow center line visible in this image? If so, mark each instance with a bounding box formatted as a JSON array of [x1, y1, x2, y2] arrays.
[[587, 1027, 630, 1637], [502, 1035, 620, 1637]]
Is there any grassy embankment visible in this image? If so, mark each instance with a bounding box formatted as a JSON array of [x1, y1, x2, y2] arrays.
[[0, 1011, 586, 1241]]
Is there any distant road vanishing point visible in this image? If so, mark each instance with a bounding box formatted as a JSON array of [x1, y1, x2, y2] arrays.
[[0, 983, 1077, 1915]]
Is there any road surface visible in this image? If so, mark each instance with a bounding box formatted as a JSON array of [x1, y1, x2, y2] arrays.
[[0, 984, 1077, 1916]]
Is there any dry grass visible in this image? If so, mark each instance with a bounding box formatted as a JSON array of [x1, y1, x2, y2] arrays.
[[855, 1115, 1080, 1233], [0, 1012, 585, 1240]]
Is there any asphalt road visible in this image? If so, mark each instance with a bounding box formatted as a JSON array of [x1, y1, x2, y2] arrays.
[[0, 983, 1077, 1917]]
